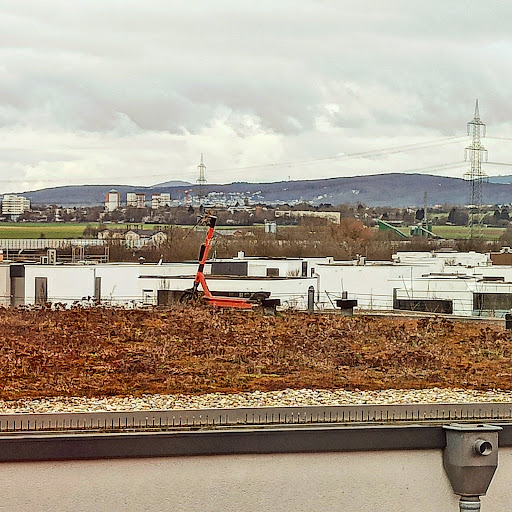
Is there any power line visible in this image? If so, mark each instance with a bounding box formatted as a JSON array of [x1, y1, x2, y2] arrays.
[[203, 135, 469, 173], [485, 161, 512, 167], [0, 135, 470, 185], [391, 161, 467, 175]]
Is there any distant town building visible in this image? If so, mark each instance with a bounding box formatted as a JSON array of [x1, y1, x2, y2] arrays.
[[275, 210, 341, 223], [126, 192, 146, 208], [97, 228, 168, 246], [104, 190, 121, 212], [151, 193, 171, 209], [1, 194, 30, 216], [265, 220, 277, 234]]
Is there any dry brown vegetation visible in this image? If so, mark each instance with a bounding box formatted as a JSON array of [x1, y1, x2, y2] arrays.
[[111, 219, 398, 263], [0, 307, 511, 400], [103, 218, 505, 264]]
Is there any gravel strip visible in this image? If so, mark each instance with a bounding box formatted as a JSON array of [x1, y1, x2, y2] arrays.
[[1, 388, 512, 414]]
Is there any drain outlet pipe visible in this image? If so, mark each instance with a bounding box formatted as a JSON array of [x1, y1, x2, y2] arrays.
[[459, 497, 482, 511], [443, 424, 502, 511]]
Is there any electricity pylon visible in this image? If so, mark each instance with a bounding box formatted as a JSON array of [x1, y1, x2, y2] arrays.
[[197, 153, 207, 206], [464, 99, 488, 239]]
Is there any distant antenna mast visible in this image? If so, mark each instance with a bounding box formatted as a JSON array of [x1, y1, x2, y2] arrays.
[[197, 154, 207, 205], [464, 99, 488, 239], [423, 191, 428, 228]]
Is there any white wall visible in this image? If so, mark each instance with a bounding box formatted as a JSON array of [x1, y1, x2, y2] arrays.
[[247, 259, 302, 277], [458, 265, 512, 282], [23, 263, 199, 306], [16, 252, 512, 313], [394, 276, 512, 317], [24, 266, 95, 304], [214, 257, 306, 277], [313, 261, 443, 311], [1, 449, 512, 511], [139, 275, 317, 309], [0, 264, 10, 306], [19, 260, 449, 311], [214, 257, 333, 278], [394, 276, 476, 316], [394, 251, 492, 267], [95, 263, 198, 305]]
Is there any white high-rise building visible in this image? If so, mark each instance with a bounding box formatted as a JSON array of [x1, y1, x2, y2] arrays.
[[105, 190, 121, 212], [151, 193, 171, 209], [2, 195, 30, 216], [126, 192, 146, 208]]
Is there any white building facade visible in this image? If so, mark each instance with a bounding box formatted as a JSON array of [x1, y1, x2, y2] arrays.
[[104, 190, 121, 212], [6, 250, 512, 317], [126, 193, 146, 208], [2, 195, 30, 216], [151, 193, 171, 209]]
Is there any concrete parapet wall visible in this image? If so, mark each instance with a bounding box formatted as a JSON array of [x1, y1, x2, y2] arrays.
[[1, 449, 511, 511]]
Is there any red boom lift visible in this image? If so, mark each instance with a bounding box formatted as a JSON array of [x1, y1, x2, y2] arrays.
[[182, 215, 254, 308]]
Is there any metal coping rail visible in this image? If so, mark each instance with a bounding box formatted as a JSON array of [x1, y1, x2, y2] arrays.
[[2, 402, 512, 433], [3, 424, 512, 463]]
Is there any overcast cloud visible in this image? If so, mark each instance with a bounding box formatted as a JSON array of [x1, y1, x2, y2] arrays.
[[1, 0, 512, 192]]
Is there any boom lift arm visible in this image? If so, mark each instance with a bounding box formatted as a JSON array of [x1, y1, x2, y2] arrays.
[[183, 215, 253, 309]]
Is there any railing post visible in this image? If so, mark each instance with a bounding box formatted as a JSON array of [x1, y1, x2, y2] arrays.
[[307, 286, 314, 313]]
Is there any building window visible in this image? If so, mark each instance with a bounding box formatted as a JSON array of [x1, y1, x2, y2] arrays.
[[473, 293, 512, 311], [395, 299, 453, 314]]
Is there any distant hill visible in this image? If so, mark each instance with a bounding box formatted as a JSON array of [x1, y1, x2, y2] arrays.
[[15, 173, 512, 207], [21, 184, 192, 207], [22, 185, 139, 207], [487, 175, 512, 185], [151, 180, 192, 188]]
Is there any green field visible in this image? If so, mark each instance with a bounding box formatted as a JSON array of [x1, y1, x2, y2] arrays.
[[0, 222, 205, 239], [0, 223, 95, 239], [378, 223, 507, 241], [0, 221, 508, 241], [431, 225, 506, 240]]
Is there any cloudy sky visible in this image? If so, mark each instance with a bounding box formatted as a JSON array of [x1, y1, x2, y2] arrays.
[[1, 0, 512, 192]]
